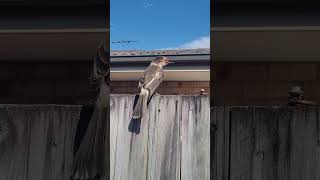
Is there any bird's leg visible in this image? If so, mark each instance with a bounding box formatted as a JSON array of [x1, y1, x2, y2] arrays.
[[147, 90, 156, 106], [141, 88, 149, 119]]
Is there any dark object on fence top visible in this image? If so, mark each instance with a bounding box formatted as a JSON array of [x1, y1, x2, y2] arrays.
[[200, 89, 207, 95], [289, 86, 304, 95], [288, 86, 317, 106]]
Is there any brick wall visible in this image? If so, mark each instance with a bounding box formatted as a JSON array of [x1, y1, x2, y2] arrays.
[[0, 62, 92, 104], [110, 81, 210, 95], [0, 62, 209, 104], [212, 62, 320, 105]]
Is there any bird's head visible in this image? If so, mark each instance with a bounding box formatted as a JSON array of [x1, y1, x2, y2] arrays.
[[153, 56, 174, 67]]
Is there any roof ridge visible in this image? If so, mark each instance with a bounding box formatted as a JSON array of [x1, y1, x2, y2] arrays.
[[110, 48, 210, 57]]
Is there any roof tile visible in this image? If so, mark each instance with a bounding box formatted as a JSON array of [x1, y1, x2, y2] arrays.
[[110, 48, 210, 57]]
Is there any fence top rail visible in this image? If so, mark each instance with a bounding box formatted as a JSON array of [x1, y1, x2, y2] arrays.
[[110, 94, 209, 97], [0, 104, 82, 108], [211, 105, 320, 109]]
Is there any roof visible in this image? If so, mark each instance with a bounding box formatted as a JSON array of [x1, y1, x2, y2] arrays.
[[110, 49, 210, 81], [110, 48, 210, 57]]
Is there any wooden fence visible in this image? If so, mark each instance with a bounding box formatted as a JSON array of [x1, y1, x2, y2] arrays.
[[0, 95, 210, 180], [0, 105, 81, 180], [212, 106, 320, 180], [110, 95, 210, 180]]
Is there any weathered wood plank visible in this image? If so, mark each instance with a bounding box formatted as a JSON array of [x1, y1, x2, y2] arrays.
[[147, 95, 181, 180], [110, 95, 146, 180], [47, 107, 81, 180], [289, 106, 320, 180], [0, 105, 81, 180], [223, 107, 230, 180], [0, 107, 30, 180], [213, 106, 230, 180], [180, 96, 210, 180], [229, 107, 254, 180], [314, 108, 320, 180], [250, 107, 278, 180], [211, 106, 217, 180], [213, 106, 320, 180], [26, 106, 81, 180], [110, 95, 209, 180], [276, 107, 291, 180], [27, 107, 54, 180], [0, 96, 209, 180]]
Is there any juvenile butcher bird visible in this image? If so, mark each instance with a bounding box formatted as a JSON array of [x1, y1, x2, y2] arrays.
[[132, 56, 173, 119], [72, 40, 109, 180]]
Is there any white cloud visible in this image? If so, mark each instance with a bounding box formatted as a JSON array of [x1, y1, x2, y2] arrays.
[[161, 36, 210, 50], [143, 2, 153, 8]]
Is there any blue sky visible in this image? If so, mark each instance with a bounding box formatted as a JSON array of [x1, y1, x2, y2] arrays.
[[110, 0, 210, 50]]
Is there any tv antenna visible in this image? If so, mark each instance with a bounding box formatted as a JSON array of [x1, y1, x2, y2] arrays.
[[111, 40, 138, 49], [112, 40, 137, 44]]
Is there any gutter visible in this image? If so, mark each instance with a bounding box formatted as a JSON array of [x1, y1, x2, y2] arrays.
[[0, 28, 108, 34], [111, 54, 209, 61], [110, 54, 210, 72], [211, 26, 320, 32]]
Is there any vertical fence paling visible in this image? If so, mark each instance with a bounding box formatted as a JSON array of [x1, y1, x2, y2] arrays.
[[213, 106, 320, 180], [110, 95, 210, 180], [0, 105, 81, 180], [0, 95, 210, 180]]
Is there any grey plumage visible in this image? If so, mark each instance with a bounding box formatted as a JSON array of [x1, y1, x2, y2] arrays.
[[72, 40, 109, 179], [132, 56, 173, 119]]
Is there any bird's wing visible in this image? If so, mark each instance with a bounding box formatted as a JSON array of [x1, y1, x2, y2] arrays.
[[89, 40, 110, 103], [142, 65, 164, 99]]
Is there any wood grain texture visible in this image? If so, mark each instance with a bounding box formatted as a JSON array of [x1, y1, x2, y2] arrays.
[[213, 106, 320, 180], [0, 105, 81, 180], [110, 95, 210, 180], [289, 107, 320, 180], [212, 106, 230, 180], [0, 106, 30, 180], [147, 95, 182, 180], [181, 96, 210, 180], [229, 107, 254, 180], [0, 95, 209, 180], [276, 107, 291, 180], [250, 107, 278, 180], [110, 94, 149, 180]]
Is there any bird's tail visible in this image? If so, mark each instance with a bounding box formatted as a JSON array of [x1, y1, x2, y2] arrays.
[[132, 88, 149, 119]]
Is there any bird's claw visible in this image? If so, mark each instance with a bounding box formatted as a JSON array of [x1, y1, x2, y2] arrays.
[[132, 115, 140, 119]]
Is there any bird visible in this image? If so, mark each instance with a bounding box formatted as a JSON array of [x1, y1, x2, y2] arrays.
[[71, 39, 109, 180], [132, 56, 173, 119]]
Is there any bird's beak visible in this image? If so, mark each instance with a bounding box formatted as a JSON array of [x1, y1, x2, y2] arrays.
[[167, 59, 174, 64]]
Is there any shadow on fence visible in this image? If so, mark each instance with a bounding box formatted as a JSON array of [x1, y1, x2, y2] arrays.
[[110, 95, 210, 180]]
